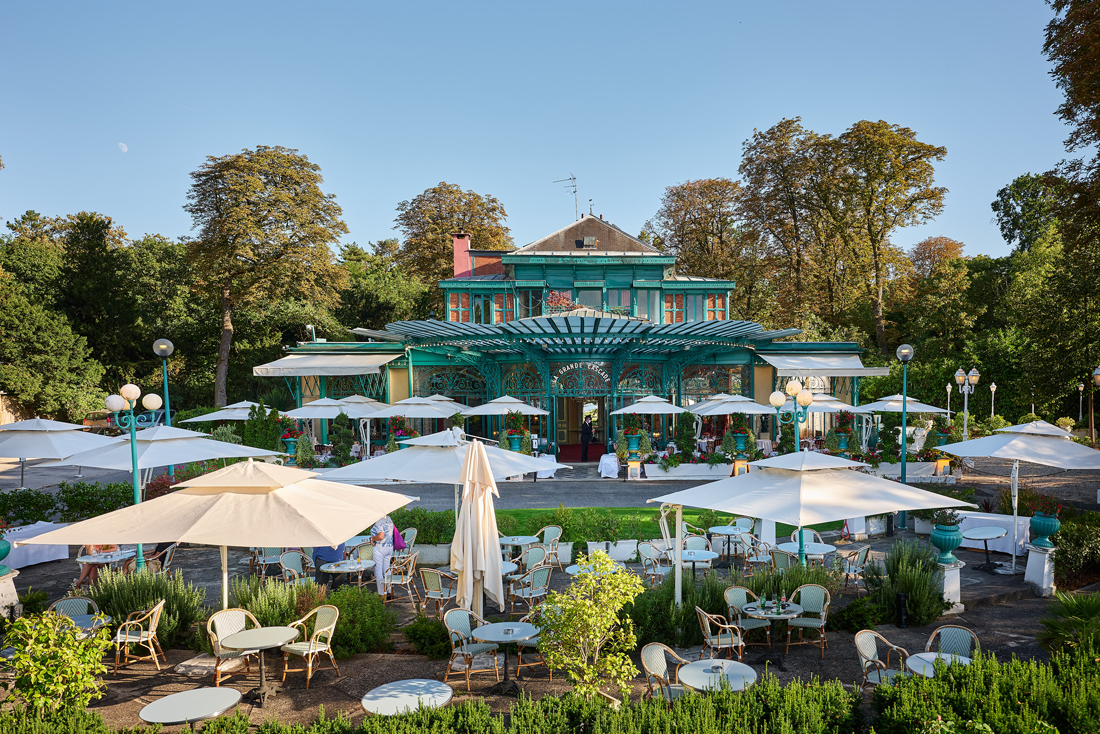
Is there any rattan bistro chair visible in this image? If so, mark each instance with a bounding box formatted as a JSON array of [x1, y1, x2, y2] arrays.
[[786, 584, 831, 658], [724, 586, 771, 648], [508, 565, 551, 613], [383, 552, 420, 604], [207, 607, 260, 686], [641, 642, 690, 702], [925, 625, 979, 657], [113, 600, 167, 675], [537, 525, 564, 570], [279, 551, 312, 585], [419, 568, 457, 619], [855, 629, 911, 689], [48, 596, 99, 616], [839, 545, 871, 597], [443, 608, 500, 691], [281, 604, 341, 689], [695, 606, 744, 661]]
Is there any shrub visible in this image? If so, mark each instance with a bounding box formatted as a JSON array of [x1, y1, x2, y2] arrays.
[[56, 481, 132, 522], [17, 587, 48, 616], [240, 401, 282, 451], [88, 568, 207, 648], [402, 615, 450, 659], [230, 576, 304, 628], [863, 540, 948, 626], [208, 425, 242, 444], [1018, 412, 1041, 424], [1052, 521, 1100, 587], [0, 488, 57, 525], [330, 411, 355, 466], [826, 596, 881, 633], [1056, 417, 1077, 432], [1038, 590, 1100, 654], [2, 612, 113, 711], [389, 507, 456, 545], [537, 552, 645, 699], [172, 405, 216, 434], [627, 568, 730, 648], [326, 586, 397, 658], [296, 434, 317, 468]]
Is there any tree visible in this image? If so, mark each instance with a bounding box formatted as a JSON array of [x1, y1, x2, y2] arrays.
[[0, 211, 66, 305], [183, 145, 348, 406], [1045, 0, 1100, 179], [393, 182, 510, 300], [990, 173, 1065, 252], [909, 236, 965, 278], [336, 240, 428, 329]]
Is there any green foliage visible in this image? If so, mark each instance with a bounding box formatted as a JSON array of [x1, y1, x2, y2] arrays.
[[296, 434, 317, 468], [629, 570, 730, 648], [745, 562, 845, 602], [2, 613, 112, 712], [208, 424, 242, 444], [258, 386, 295, 412], [1051, 520, 1100, 587], [863, 539, 948, 627], [240, 400, 283, 450], [672, 411, 697, 454], [614, 428, 629, 462], [55, 481, 132, 523], [402, 615, 451, 659], [520, 431, 533, 456], [909, 484, 975, 522], [449, 412, 464, 428], [172, 406, 216, 434], [826, 596, 881, 633], [1056, 416, 1078, 431], [1018, 412, 1042, 424], [388, 507, 455, 545], [88, 568, 207, 648], [1038, 590, 1100, 653], [0, 488, 57, 525], [329, 411, 355, 466], [230, 576, 304, 628], [17, 588, 49, 616], [326, 586, 397, 658], [823, 427, 840, 452], [537, 552, 645, 699]]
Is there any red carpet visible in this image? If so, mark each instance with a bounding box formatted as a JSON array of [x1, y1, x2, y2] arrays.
[[555, 443, 605, 462]]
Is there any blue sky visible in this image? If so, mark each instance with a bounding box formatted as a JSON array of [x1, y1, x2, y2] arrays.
[[0, 1, 1068, 257]]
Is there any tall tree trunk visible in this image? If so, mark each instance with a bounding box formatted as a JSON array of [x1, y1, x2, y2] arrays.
[[215, 287, 233, 408], [873, 256, 886, 353]]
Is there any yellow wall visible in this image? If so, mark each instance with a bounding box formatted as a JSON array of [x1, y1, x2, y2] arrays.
[[388, 368, 410, 403], [753, 365, 774, 405]]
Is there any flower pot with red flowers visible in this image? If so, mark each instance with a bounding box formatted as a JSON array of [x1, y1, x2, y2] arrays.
[[505, 410, 529, 452], [622, 414, 643, 460], [386, 416, 420, 451], [835, 411, 857, 456], [1030, 496, 1063, 549], [280, 428, 304, 464], [727, 414, 751, 458]]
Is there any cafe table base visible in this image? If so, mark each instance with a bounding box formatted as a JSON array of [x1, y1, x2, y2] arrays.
[[219, 626, 299, 708], [474, 622, 538, 697]]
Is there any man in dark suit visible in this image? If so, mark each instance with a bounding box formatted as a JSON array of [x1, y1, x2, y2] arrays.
[[580, 415, 593, 461]]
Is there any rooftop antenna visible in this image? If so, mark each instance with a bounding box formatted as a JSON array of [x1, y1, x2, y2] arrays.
[[553, 174, 578, 219], [589, 198, 593, 215]]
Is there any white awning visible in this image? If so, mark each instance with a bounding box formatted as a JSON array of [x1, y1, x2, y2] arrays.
[[759, 354, 890, 378], [253, 353, 400, 377]]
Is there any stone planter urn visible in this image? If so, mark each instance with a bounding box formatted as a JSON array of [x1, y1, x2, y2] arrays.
[[282, 438, 298, 465], [0, 538, 11, 576], [937, 433, 951, 446], [626, 433, 641, 461], [734, 433, 747, 456], [507, 434, 523, 451], [837, 434, 849, 454], [1030, 512, 1061, 549], [930, 523, 963, 564], [913, 517, 933, 535]]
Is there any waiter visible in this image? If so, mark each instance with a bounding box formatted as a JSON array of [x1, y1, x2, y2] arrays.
[[580, 415, 593, 461]]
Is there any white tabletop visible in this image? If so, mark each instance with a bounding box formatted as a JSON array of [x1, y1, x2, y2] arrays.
[[566, 561, 625, 575], [598, 454, 620, 478], [344, 535, 371, 548], [682, 550, 718, 562], [76, 550, 136, 565], [709, 526, 751, 536], [906, 651, 971, 677], [220, 626, 298, 652], [361, 679, 453, 715], [499, 535, 540, 546], [473, 621, 538, 644], [741, 601, 804, 621], [962, 526, 1008, 541], [678, 659, 757, 692], [321, 560, 372, 574], [777, 542, 836, 556], [501, 561, 519, 575], [140, 687, 242, 726], [69, 614, 111, 630]]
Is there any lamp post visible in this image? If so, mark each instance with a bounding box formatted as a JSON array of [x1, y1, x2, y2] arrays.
[[954, 367, 980, 440], [770, 382, 814, 566], [153, 339, 175, 477], [946, 383, 952, 416], [896, 344, 914, 531], [990, 382, 997, 418], [1091, 367, 1100, 445], [1080, 383, 1085, 423], [106, 385, 162, 571]]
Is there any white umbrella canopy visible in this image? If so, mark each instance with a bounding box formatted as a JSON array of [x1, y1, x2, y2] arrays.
[[938, 422, 1100, 470], [425, 394, 457, 403], [688, 394, 752, 414], [338, 395, 387, 405], [16, 459, 418, 608], [284, 398, 377, 420], [369, 398, 459, 420], [776, 394, 870, 414], [450, 441, 504, 616], [460, 396, 549, 417], [859, 395, 949, 414], [610, 395, 688, 415], [692, 397, 776, 417], [400, 428, 465, 447], [40, 425, 279, 471], [179, 401, 288, 423], [0, 419, 118, 459]]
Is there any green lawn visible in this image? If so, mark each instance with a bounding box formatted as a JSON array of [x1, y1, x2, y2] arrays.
[[494, 506, 841, 541]]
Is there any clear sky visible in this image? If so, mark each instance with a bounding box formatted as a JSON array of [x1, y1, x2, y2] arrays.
[[0, 1, 1068, 258]]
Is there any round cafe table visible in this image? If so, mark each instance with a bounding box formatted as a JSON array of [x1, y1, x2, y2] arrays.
[[678, 658, 758, 692], [906, 651, 971, 678], [361, 678, 453, 715], [681, 549, 718, 579], [741, 600, 804, 622], [777, 542, 836, 563], [472, 621, 538, 696], [220, 626, 298, 707], [67, 613, 111, 637], [565, 561, 625, 575], [321, 559, 374, 587], [709, 526, 751, 566], [140, 687, 242, 730], [499, 535, 539, 561], [962, 526, 1008, 574], [76, 549, 135, 568]]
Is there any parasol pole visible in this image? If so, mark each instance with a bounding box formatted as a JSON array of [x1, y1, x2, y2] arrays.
[[1011, 459, 1019, 574], [221, 545, 229, 610], [674, 504, 683, 607]]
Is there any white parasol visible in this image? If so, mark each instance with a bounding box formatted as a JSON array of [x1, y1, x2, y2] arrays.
[[450, 441, 504, 616]]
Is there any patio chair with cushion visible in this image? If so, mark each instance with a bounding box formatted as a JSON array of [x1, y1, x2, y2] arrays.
[[695, 607, 744, 661], [855, 629, 911, 689], [839, 545, 871, 597], [207, 607, 260, 686], [733, 517, 755, 530], [48, 596, 99, 616], [724, 586, 771, 648], [537, 525, 564, 570], [113, 599, 167, 675], [925, 625, 979, 657], [516, 610, 551, 680], [683, 534, 714, 571], [419, 568, 457, 619], [741, 535, 772, 577], [639, 541, 671, 577], [787, 584, 831, 658], [279, 551, 312, 585], [641, 556, 672, 587], [790, 528, 824, 545], [771, 549, 797, 572], [507, 546, 547, 582], [640, 642, 690, 702], [394, 527, 417, 559], [383, 552, 420, 604], [507, 565, 551, 614], [281, 604, 341, 688], [443, 608, 500, 691], [257, 547, 284, 577]]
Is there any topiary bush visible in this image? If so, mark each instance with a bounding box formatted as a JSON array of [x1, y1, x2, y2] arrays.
[[88, 568, 207, 648], [402, 615, 450, 659]]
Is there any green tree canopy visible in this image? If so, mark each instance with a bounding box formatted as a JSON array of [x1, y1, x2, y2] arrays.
[[336, 240, 428, 329]]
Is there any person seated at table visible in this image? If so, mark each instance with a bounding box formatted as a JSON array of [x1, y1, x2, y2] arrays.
[[122, 541, 175, 574], [313, 543, 347, 590], [371, 514, 395, 598], [350, 441, 362, 459], [74, 544, 118, 588]]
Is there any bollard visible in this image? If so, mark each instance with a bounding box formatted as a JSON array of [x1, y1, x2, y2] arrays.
[[896, 592, 908, 628], [886, 513, 894, 537]]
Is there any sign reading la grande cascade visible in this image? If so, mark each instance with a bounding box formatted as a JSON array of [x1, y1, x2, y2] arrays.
[[550, 362, 612, 392]]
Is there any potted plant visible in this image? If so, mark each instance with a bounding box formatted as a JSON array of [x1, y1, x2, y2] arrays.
[[835, 410, 855, 454], [387, 415, 419, 450], [931, 415, 952, 446], [727, 414, 751, 457], [1030, 495, 1063, 549], [929, 508, 963, 564], [505, 410, 527, 452], [0, 520, 10, 576], [280, 428, 303, 464], [621, 414, 643, 460]]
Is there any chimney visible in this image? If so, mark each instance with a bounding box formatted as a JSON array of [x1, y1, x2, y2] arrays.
[[452, 233, 472, 278]]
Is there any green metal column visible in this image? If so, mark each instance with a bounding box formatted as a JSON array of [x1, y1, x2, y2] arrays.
[[319, 376, 328, 443]]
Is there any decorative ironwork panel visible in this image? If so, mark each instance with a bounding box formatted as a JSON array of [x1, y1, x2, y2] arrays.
[[503, 364, 545, 396], [414, 366, 486, 398], [680, 365, 749, 400], [550, 362, 612, 396], [327, 374, 386, 399], [618, 363, 663, 395]]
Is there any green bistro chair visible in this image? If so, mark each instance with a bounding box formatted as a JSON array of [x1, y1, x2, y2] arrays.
[[641, 642, 690, 702], [840, 545, 871, 597], [48, 596, 99, 617], [695, 606, 744, 661], [443, 608, 500, 691], [507, 546, 547, 582], [383, 552, 420, 604], [771, 548, 797, 572], [925, 625, 979, 657], [790, 528, 824, 545], [419, 568, 457, 619], [741, 535, 772, 577], [724, 586, 771, 648], [786, 584, 831, 658], [683, 534, 714, 572], [207, 607, 260, 686], [281, 604, 341, 688], [279, 551, 311, 585], [258, 547, 284, 577], [537, 525, 564, 570], [113, 600, 167, 676], [508, 565, 551, 614], [855, 629, 911, 689], [395, 527, 417, 559]]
